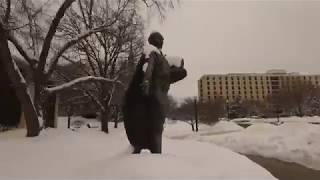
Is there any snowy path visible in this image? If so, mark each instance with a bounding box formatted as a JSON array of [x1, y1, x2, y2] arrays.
[[0, 120, 276, 179], [247, 155, 320, 180]]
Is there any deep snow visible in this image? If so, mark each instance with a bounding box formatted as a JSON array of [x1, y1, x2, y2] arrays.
[[0, 117, 275, 179], [170, 117, 320, 171]]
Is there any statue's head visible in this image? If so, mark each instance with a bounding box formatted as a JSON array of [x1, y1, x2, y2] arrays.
[[148, 31, 164, 49]]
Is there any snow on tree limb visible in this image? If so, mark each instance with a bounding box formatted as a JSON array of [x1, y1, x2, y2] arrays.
[[8, 34, 38, 68], [45, 76, 123, 94]]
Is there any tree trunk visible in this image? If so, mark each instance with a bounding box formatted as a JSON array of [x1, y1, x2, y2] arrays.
[[0, 25, 40, 137], [191, 120, 195, 132], [100, 87, 110, 133], [100, 110, 109, 133], [33, 75, 46, 115], [194, 98, 199, 132], [114, 111, 119, 128], [114, 107, 119, 128]]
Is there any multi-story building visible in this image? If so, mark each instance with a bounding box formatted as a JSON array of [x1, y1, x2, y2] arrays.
[[198, 70, 320, 103]]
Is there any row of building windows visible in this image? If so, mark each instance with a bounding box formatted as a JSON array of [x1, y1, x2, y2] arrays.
[[201, 86, 271, 91], [201, 81, 320, 88], [200, 90, 271, 96], [205, 76, 319, 81], [203, 81, 270, 85], [205, 95, 266, 100]]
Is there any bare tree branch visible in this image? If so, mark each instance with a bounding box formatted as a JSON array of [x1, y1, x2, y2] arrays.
[[46, 25, 116, 76], [38, 0, 76, 74], [8, 33, 38, 68], [81, 89, 106, 112], [3, 0, 11, 23]]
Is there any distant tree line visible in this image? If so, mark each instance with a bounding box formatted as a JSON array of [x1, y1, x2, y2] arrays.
[[168, 81, 320, 125]]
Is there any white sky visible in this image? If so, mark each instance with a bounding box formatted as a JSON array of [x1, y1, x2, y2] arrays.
[[146, 0, 320, 100]]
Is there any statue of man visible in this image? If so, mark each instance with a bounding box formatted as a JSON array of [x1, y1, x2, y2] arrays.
[[123, 32, 187, 154]]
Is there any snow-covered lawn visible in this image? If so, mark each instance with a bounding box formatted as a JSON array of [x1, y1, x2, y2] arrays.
[[0, 117, 275, 179], [169, 117, 320, 171]]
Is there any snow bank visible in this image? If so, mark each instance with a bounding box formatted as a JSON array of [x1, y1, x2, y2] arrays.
[[206, 122, 320, 171], [164, 120, 243, 140], [232, 116, 320, 124], [0, 118, 275, 179]]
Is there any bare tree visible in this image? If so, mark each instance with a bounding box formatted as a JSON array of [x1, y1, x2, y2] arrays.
[[198, 98, 225, 125], [46, 0, 145, 133], [0, 0, 40, 137], [1, 0, 176, 136], [268, 79, 316, 117]]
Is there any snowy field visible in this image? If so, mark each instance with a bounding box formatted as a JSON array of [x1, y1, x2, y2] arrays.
[[166, 117, 320, 171], [0, 117, 276, 179]]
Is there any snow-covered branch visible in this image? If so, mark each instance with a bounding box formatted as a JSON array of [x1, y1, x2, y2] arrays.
[[8, 34, 38, 68], [45, 76, 123, 94]]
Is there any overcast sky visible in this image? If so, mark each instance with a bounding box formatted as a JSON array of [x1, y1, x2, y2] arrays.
[[146, 0, 320, 100]]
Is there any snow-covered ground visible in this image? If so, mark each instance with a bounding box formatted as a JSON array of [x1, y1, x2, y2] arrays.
[[232, 116, 320, 124], [0, 117, 276, 179], [168, 117, 320, 171]]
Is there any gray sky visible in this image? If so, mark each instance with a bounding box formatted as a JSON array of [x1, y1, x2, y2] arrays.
[[147, 0, 320, 100]]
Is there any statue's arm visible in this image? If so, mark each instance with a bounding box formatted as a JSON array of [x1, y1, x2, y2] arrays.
[[170, 59, 187, 84], [170, 67, 187, 84]]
